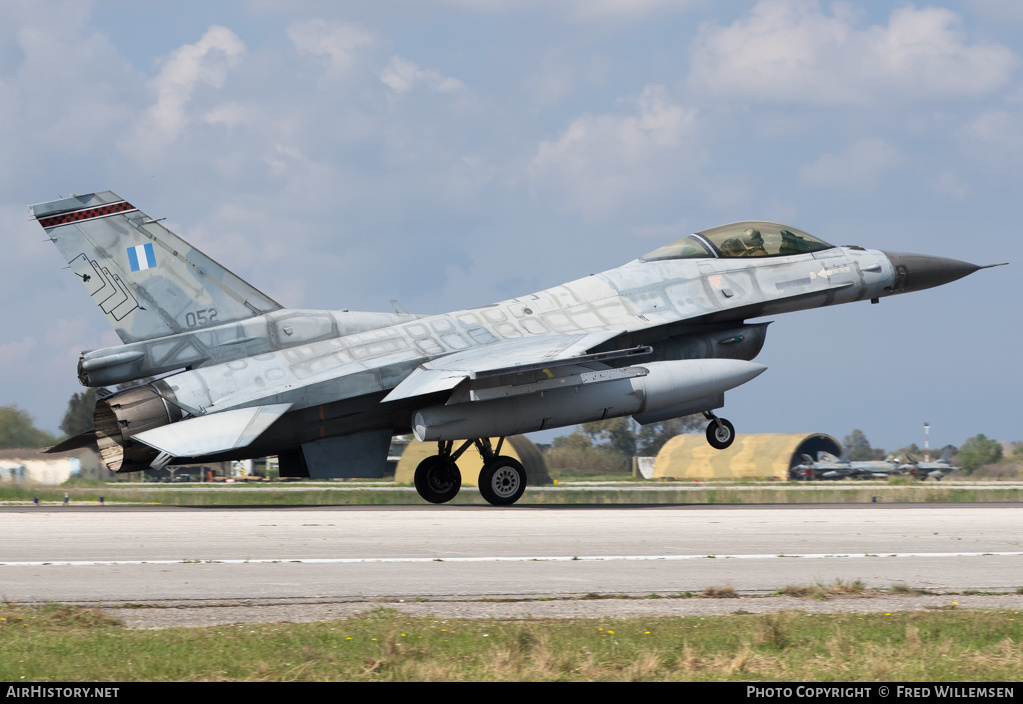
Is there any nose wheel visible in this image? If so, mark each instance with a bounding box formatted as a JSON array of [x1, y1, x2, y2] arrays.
[[704, 412, 735, 450]]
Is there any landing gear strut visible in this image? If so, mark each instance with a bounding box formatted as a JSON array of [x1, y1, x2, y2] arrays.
[[703, 411, 736, 450], [413, 437, 527, 506]]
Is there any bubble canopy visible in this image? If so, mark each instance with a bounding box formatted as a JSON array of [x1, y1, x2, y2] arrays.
[[641, 221, 835, 261]]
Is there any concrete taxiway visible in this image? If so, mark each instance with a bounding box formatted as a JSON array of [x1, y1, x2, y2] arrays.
[[2, 504, 1021, 609]]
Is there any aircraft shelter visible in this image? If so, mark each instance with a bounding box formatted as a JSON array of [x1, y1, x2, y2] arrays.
[[653, 433, 841, 481]]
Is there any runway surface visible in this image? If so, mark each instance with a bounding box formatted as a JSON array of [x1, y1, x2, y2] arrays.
[[3, 504, 1021, 610]]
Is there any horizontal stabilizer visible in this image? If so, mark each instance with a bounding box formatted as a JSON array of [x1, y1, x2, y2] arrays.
[[46, 431, 98, 454], [133, 403, 292, 459]]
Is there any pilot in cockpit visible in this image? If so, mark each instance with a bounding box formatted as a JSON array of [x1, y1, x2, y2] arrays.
[[719, 227, 768, 257], [743, 227, 767, 256]]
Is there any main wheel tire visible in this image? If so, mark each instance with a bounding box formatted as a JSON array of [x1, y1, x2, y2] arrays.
[[706, 418, 735, 450], [478, 456, 527, 506], [414, 455, 461, 504]]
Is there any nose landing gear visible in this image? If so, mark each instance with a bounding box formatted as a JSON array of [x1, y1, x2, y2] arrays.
[[703, 411, 736, 450]]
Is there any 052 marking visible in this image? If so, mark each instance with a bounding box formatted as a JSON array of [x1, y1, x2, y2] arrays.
[[185, 308, 219, 327]]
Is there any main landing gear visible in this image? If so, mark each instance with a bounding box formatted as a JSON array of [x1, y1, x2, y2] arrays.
[[413, 452, 462, 504], [703, 411, 736, 450], [414, 437, 527, 506]]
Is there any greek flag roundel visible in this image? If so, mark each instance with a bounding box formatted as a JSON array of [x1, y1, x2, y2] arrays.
[[127, 243, 156, 272]]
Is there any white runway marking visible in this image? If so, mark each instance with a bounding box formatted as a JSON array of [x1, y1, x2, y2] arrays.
[[4, 551, 1023, 567]]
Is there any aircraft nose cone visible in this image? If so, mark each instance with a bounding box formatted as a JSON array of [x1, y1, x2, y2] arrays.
[[882, 252, 982, 294]]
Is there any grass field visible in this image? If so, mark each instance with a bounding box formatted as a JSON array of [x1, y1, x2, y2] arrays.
[[1, 603, 1020, 681], [3, 478, 1023, 507]]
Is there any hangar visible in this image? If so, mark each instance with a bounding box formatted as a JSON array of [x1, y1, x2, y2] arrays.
[[0, 448, 102, 484], [653, 433, 841, 481]]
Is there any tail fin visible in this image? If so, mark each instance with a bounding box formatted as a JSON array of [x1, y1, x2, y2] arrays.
[[30, 191, 282, 343]]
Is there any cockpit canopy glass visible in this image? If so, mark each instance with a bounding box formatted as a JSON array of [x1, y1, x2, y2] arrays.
[[641, 221, 834, 261]]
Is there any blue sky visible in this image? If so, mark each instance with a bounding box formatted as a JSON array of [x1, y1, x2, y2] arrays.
[[4, 0, 1021, 453]]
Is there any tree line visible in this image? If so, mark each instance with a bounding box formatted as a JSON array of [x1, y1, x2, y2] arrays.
[[842, 428, 1011, 471], [0, 389, 98, 449]]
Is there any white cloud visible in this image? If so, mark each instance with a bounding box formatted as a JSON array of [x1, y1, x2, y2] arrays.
[[0, 2, 138, 180], [288, 18, 374, 74], [530, 85, 698, 219], [203, 102, 247, 129], [520, 58, 576, 110], [129, 26, 246, 152], [567, 0, 698, 21], [0, 336, 37, 370], [433, 0, 697, 21], [934, 171, 970, 201], [966, 109, 1023, 150], [690, 0, 1018, 106], [799, 138, 900, 190], [380, 56, 465, 95]]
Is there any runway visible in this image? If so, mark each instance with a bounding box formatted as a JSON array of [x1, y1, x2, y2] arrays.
[[2, 503, 1021, 608]]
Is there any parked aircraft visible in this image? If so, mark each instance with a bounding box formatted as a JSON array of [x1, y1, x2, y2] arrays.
[[31, 192, 1000, 505], [904, 446, 960, 480], [794, 451, 903, 480]]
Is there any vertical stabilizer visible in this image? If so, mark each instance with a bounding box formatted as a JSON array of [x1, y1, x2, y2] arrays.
[[30, 191, 282, 343]]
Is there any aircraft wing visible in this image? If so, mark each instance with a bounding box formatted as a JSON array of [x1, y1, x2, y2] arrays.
[[382, 330, 645, 403], [133, 403, 292, 466]]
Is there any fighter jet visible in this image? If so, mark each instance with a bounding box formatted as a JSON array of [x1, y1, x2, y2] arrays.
[[904, 446, 960, 480], [795, 451, 903, 480], [30, 192, 1001, 505]]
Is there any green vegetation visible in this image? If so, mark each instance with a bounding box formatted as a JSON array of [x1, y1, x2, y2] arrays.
[[843, 429, 886, 461], [0, 405, 56, 449], [544, 416, 703, 477], [702, 586, 738, 598], [543, 423, 1023, 482], [1, 604, 1020, 681], [774, 580, 867, 600], [4, 480, 1023, 507], [60, 390, 99, 437], [972, 463, 1023, 480], [544, 430, 630, 476], [957, 434, 1004, 471]]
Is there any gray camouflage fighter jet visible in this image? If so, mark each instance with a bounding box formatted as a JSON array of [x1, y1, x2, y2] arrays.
[[904, 446, 961, 481], [31, 192, 1001, 505], [794, 451, 902, 480]]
